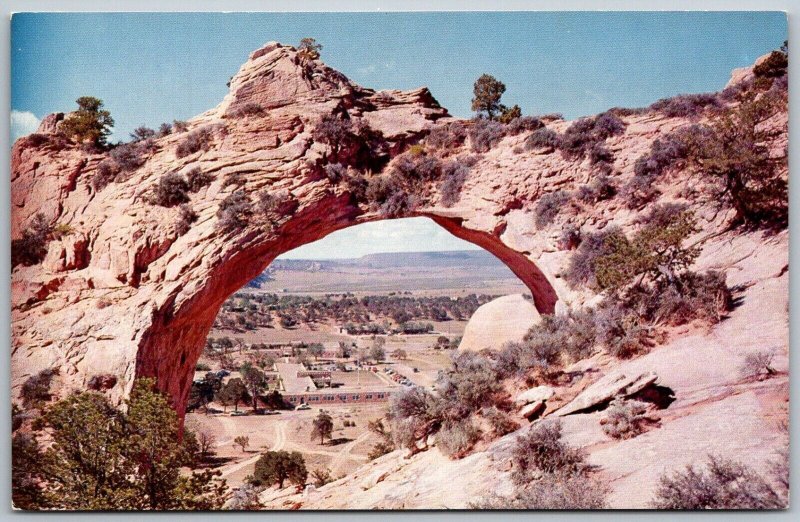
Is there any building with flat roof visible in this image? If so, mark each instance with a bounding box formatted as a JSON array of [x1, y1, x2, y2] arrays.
[[275, 362, 317, 393]]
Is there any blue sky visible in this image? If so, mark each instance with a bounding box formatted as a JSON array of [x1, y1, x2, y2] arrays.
[[10, 12, 786, 259]]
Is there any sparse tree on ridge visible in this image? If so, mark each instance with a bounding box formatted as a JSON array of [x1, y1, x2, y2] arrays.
[[60, 96, 114, 147], [471, 74, 507, 121], [298, 38, 322, 61]]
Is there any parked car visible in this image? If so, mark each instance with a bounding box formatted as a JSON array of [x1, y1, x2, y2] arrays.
[[263, 410, 281, 415], [216, 369, 231, 378], [230, 410, 248, 416], [295, 404, 311, 411]]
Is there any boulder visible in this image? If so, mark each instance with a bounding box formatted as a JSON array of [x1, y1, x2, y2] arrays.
[[458, 294, 541, 352], [519, 401, 547, 420], [555, 371, 659, 416], [514, 385, 555, 407]]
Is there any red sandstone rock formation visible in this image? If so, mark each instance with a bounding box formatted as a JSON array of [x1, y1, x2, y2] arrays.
[[10, 41, 787, 440]]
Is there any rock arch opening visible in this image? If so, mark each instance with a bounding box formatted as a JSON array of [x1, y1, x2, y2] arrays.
[[135, 213, 557, 421]]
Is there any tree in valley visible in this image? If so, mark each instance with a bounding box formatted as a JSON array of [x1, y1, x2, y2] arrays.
[[310, 410, 334, 445], [234, 436, 249, 453], [218, 377, 249, 413], [392, 348, 408, 361], [188, 372, 221, 413], [250, 451, 308, 489], [239, 362, 267, 411], [308, 343, 325, 360], [369, 337, 386, 363], [197, 432, 216, 462]]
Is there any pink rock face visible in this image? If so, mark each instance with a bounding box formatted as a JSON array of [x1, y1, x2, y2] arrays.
[[9, 43, 786, 433]]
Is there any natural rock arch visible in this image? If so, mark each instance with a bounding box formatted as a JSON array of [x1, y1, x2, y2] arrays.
[[11, 42, 564, 420], [135, 210, 557, 420]]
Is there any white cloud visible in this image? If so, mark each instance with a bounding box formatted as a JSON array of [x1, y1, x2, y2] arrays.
[[11, 110, 41, 142]]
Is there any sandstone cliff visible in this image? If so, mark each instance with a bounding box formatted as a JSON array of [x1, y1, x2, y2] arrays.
[[11, 42, 788, 508]]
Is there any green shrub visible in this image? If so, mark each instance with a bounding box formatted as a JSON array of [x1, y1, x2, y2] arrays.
[[20, 368, 59, 408], [593, 210, 699, 294], [683, 92, 787, 228], [498, 104, 522, 124], [475, 474, 609, 509], [153, 172, 190, 207], [753, 50, 788, 79], [175, 205, 198, 236], [651, 455, 785, 509], [524, 128, 560, 151], [195, 362, 211, 372], [482, 406, 520, 437], [11, 214, 54, 268], [469, 119, 505, 152], [511, 420, 587, 483], [176, 126, 216, 158], [217, 190, 253, 232], [600, 398, 651, 439], [173, 120, 189, 133], [226, 102, 264, 118], [626, 270, 731, 326], [24, 379, 228, 510], [426, 122, 468, 149], [534, 190, 573, 228], [437, 418, 481, 458], [739, 350, 777, 379], [186, 167, 214, 192]]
